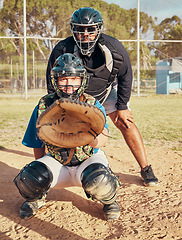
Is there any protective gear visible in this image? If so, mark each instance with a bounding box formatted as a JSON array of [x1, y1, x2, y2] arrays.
[[20, 193, 47, 219], [36, 98, 105, 149], [13, 161, 53, 201], [37, 92, 98, 165], [81, 163, 117, 204], [82, 36, 124, 104], [50, 53, 88, 100], [70, 7, 103, 55], [103, 201, 121, 221], [46, 34, 124, 104]]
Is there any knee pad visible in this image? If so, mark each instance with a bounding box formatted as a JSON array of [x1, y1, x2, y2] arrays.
[[13, 161, 53, 201], [81, 163, 117, 204]]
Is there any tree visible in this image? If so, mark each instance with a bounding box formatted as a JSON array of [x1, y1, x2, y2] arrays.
[[152, 16, 182, 58], [0, 0, 156, 65]]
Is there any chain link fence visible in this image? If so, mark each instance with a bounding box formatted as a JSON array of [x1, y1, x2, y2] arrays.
[[0, 39, 182, 97], [0, 0, 182, 97], [0, 40, 49, 95]]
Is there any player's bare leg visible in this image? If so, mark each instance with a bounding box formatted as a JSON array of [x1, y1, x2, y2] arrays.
[[108, 111, 158, 187]]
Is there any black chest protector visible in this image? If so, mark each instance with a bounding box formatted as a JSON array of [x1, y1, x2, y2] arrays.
[[63, 36, 124, 104]]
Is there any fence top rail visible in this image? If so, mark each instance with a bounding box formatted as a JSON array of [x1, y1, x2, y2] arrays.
[[0, 36, 182, 43]]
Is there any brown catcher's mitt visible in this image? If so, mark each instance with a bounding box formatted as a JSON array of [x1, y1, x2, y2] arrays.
[[36, 98, 106, 148]]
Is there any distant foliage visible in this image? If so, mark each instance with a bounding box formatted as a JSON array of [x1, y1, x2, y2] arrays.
[[0, 0, 153, 59], [152, 16, 182, 58], [0, 0, 181, 69]]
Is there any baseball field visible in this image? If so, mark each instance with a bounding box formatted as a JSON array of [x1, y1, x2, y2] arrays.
[[0, 94, 182, 239]]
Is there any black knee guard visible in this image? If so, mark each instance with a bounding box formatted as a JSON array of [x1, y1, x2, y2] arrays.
[[13, 161, 53, 201], [81, 163, 117, 204]]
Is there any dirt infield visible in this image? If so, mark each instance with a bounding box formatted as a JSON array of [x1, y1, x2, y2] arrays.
[[0, 139, 182, 240]]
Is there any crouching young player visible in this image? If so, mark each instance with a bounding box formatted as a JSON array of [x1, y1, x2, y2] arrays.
[[14, 53, 120, 221]]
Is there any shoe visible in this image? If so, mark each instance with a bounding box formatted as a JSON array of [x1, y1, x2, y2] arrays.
[[103, 201, 121, 221], [141, 165, 158, 187], [20, 194, 46, 219]]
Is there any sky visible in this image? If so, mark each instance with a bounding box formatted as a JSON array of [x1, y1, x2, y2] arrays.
[[105, 0, 182, 24]]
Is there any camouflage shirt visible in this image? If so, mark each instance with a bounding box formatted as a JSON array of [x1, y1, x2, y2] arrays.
[[37, 93, 97, 166]]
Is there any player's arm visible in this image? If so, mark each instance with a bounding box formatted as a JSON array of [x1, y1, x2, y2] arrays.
[[114, 39, 133, 111], [33, 146, 46, 160], [89, 100, 109, 148], [22, 105, 45, 158], [89, 127, 108, 148]]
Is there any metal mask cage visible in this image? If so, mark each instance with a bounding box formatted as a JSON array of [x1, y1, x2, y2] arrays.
[[50, 73, 89, 99], [70, 23, 103, 55]]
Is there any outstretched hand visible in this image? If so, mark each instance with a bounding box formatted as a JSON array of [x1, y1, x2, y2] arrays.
[[114, 109, 134, 129]]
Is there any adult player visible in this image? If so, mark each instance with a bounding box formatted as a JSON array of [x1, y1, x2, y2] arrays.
[[46, 7, 158, 187]]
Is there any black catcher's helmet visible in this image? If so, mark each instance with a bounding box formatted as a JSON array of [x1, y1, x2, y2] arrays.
[[50, 53, 88, 99], [70, 7, 103, 55]]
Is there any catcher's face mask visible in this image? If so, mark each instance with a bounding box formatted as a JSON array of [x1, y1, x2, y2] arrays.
[[57, 76, 81, 95], [71, 24, 101, 55], [70, 7, 103, 55], [51, 53, 89, 99]]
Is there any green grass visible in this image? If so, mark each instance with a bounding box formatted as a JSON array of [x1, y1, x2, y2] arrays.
[[0, 94, 182, 150], [130, 94, 182, 141], [0, 97, 39, 147], [106, 94, 182, 150]]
